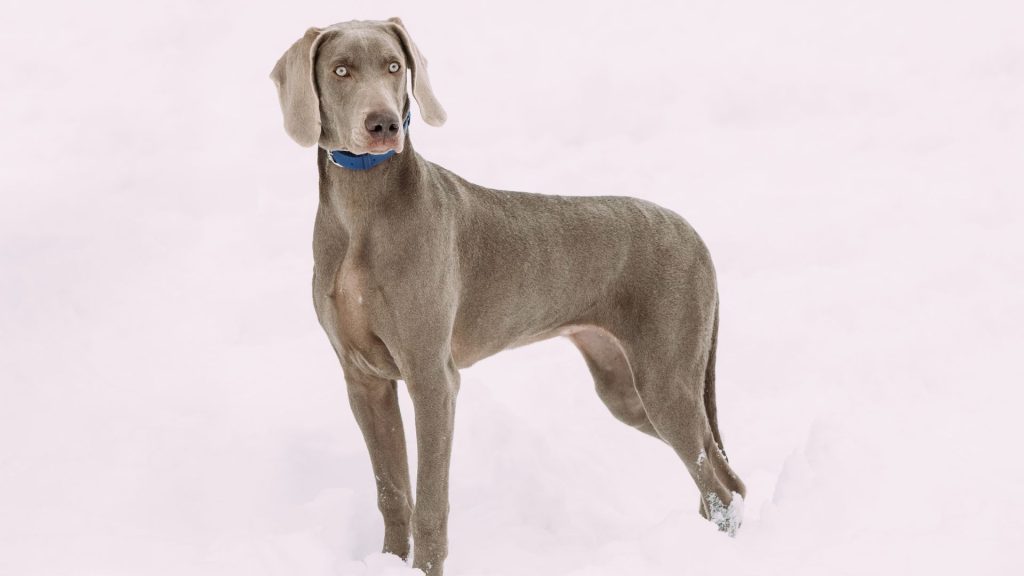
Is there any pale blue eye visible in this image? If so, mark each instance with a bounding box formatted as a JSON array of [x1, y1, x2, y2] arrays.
[[335, 66, 348, 77], [388, 62, 400, 73]]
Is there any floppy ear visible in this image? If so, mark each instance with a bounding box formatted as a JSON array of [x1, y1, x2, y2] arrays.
[[387, 17, 447, 127], [270, 27, 323, 147]]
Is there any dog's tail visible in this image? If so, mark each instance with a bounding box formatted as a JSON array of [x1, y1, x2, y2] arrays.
[[704, 300, 727, 459]]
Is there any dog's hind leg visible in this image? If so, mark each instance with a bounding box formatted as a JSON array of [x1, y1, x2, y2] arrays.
[[569, 327, 661, 440], [623, 326, 746, 535], [343, 365, 414, 559], [696, 305, 746, 518]]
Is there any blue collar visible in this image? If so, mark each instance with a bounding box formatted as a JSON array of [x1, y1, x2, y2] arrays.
[[328, 112, 412, 171]]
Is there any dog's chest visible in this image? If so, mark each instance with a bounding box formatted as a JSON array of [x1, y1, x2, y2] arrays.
[[329, 262, 401, 379]]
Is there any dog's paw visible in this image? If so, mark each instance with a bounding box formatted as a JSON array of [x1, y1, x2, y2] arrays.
[[705, 491, 744, 536]]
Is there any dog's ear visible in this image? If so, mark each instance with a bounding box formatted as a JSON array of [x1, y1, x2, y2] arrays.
[[387, 17, 447, 127], [270, 27, 324, 147]]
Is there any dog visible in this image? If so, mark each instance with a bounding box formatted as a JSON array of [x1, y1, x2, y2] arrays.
[[271, 17, 746, 575]]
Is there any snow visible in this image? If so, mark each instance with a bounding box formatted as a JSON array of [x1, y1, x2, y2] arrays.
[[2, 1, 1023, 575]]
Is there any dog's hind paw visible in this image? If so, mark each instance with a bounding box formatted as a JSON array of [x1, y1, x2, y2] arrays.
[[705, 492, 744, 536]]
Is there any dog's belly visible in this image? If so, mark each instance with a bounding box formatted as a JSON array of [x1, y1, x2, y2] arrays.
[[450, 324, 585, 369]]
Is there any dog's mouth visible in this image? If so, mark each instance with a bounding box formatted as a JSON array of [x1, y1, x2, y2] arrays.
[[366, 141, 400, 154], [345, 136, 403, 156]]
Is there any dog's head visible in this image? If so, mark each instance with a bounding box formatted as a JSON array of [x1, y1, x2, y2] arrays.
[[270, 18, 446, 154]]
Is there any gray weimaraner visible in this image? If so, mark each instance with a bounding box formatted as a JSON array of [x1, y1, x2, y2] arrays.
[[271, 17, 746, 575]]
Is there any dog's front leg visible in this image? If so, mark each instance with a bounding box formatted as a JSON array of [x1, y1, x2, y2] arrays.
[[405, 360, 460, 576], [343, 365, 414, 560]]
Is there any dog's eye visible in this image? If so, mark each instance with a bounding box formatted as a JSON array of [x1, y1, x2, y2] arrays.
[[388, 62, 400, 73], [334, 66, 348, 77]]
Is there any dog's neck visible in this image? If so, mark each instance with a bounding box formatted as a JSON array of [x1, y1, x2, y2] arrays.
[[316, 135, 425, 234]]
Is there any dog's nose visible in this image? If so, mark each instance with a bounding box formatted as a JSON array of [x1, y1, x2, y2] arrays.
[[364, 112, 401, 137]]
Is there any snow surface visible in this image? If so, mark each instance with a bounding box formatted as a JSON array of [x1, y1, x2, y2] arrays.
[[2, 1, 1023, 574]]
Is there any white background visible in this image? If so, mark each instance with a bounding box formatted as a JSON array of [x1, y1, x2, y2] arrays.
[[2, 1, 1022, 574]]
